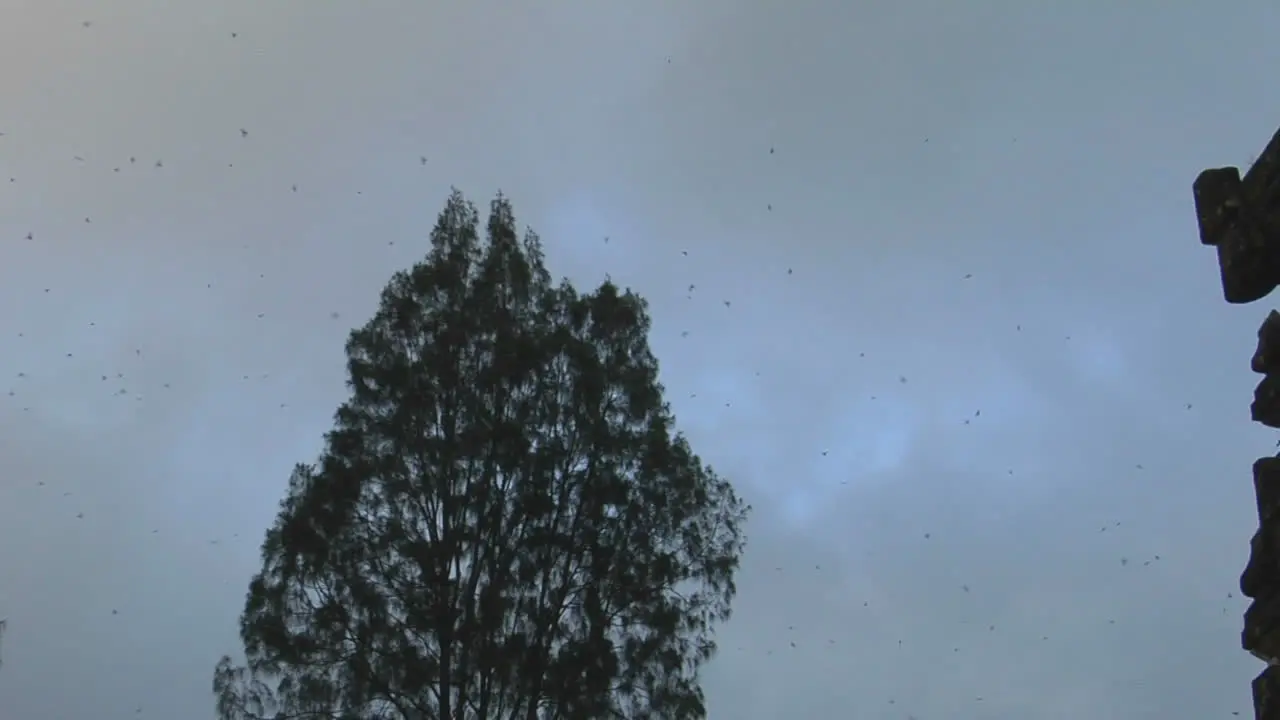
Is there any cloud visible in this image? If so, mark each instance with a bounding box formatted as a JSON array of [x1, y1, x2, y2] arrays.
[[1, 2, 1279, 718]]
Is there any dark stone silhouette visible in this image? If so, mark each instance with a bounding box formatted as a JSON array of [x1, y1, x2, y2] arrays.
[[1244, 526, 1279, 598], [1196, 128, 1280, 716], [1254, 376, 1280, 428], [1247, 591, 1280, 666], [1260, 667, 1280, 718], [1254, 311, 1280, 373], [1195, 125, 1280, 303]]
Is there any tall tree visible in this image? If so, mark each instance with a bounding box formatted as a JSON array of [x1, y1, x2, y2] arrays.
[[212, 190, 750, 720]]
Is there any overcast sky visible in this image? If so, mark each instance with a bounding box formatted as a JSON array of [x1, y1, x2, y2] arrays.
[[1, 1, 1278, 718]]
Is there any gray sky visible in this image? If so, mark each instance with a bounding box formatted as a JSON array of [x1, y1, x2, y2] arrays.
[[0, 1, 1276, 718]]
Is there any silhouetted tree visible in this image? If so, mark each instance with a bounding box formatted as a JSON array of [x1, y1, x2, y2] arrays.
[[212, 190, 750, 720]]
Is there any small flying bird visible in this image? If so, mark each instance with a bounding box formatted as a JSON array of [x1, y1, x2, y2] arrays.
[[240, 128, 248, 137]]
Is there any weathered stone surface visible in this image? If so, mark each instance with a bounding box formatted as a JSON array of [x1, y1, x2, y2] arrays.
[[1255, 376, 1280, 428], [1256, 458, 1280, 526], [1194, 124, 1280, 720], [1242, 125, 1280, 209], [1217, 219, 1280, 304], [1195, 166, 1243, 247], [1245, 525, 1280, 599], [1255, 665, 1280, 719], [1257, 311, 1280, 374], [1246, 592, 1280, 664], [1196, 125, 1280, 304]]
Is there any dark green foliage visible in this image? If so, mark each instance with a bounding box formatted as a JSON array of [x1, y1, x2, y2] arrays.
[[212, 190, 750, 720]]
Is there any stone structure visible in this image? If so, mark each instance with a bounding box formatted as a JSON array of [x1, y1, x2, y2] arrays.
[[1195, 125, 1280, 718]]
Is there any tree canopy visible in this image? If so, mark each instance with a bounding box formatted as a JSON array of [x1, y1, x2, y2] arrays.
[[212, 190, 750, 720]]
